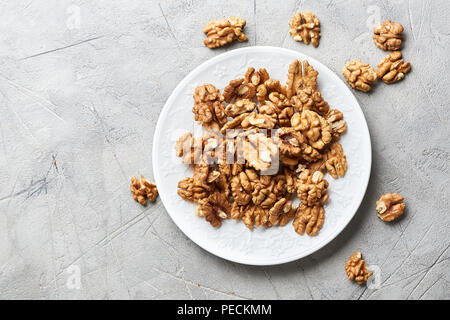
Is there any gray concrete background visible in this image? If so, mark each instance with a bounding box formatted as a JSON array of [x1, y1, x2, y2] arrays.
[[0, 0, 449, 300]]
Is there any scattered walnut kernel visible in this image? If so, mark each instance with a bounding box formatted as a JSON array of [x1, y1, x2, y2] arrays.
[[377, 51, 411, 84], [130, 176, 158, 206], [342, 60, 377, 92], [373, 20, 404, 51], [345, 251, 373, 284], [289, 12, 321, 47], [203, 16, 248, 48], [376, 193, 405, 221]]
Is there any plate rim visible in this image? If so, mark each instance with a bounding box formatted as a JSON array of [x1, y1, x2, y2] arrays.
[[152, 46, 372, 266]]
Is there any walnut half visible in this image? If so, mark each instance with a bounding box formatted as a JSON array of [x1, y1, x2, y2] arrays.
[[377, 51, 411, 84], [130, 176, 158, 206], [289, 12, 321, 47], [203, 16, 248, 48], [345, 251, 372, 285], [376, 193, 405, 221], [342, 60, 377, 92], [373, 20, 404, 51]]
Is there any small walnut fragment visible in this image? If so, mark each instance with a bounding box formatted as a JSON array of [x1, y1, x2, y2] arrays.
[[293, 203, 325, 236], [377, 51, 411, 84], [289, 12, 321, 47], [376, 193, 405, 221], [345, 251, 372, 285], [203, 16, 248, 48], [130, 176, 158, 206], [342, 60, 377, 92], [373, 20, 404, 51]]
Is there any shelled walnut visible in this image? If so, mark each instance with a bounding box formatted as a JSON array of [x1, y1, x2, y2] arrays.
[[325, 141, 347, 179], [245, 67, 270, 86], [325, 109, 347, 139], [197, 192, 231, 227], [193, 84, 227, 130], [342, 60, 377, 92], [289, 12, 321, 47], [223, 78, 257, 103], [373, 20, 404, 51], [130, 176, 158, 206], [203, 16, 248, 48], [376, 193, 405, 221], [291, 110, 332, 150], [377, 51, 411, 84], [345, 251, 372, 284], [291, 87, 330, 115], [296, 170, 329, 206], [286, 60, 318, 98], [293, 203, 325, 236]]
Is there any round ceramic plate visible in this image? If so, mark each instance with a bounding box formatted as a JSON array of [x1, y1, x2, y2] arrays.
[[152, 46, 371, 266]]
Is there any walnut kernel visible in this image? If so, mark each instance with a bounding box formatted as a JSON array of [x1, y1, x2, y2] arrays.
[[345, 251, 372, 284], [376, 193, 405, 221]]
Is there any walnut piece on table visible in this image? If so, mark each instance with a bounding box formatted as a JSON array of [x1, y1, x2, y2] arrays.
[[203, 16, 248, 49], [373, 20, 404, 51], [130, 176, 158, 206], [345, 251, 373, 285], [377, 51, 411, 84], [289, 11, 321, 47], [376, 193, 405, 221], [342, 60, 377, 92]]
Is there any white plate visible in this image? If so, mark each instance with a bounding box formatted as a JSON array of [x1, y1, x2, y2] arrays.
[[152, 46, 371, 266]]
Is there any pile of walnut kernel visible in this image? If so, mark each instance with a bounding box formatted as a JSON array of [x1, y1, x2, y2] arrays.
[[175, 60, 348, 236]]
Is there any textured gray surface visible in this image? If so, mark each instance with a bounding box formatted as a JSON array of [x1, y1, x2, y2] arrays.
[[0, 0, 449, 300]]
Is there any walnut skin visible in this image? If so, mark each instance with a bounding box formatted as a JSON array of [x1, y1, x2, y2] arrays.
[[293, 203, 325, 236], [376, 193, 405, 221], [342, 60, 377, 92], [373, 20, 404, 51], [345, 251, 373, 285], [289, 12, 321, 47], [286, 60, 318, 98], [130, 176, 158, 206], [377, 51, 411, 84], [203, 16, 248, 48]]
